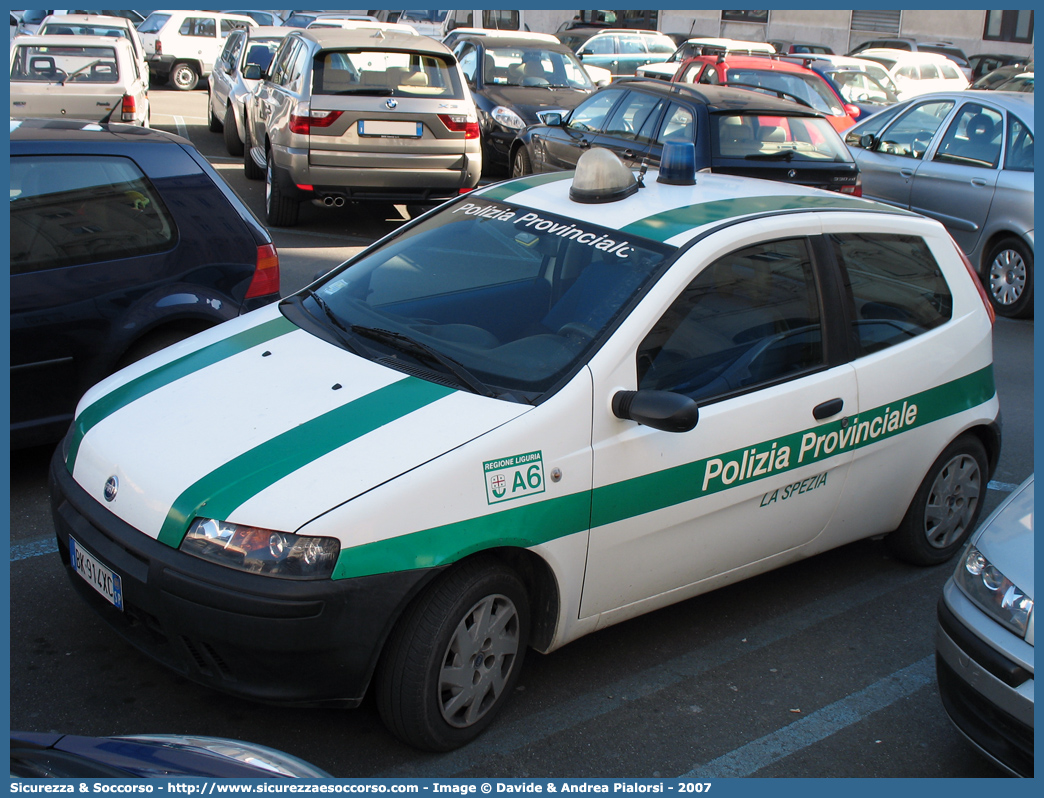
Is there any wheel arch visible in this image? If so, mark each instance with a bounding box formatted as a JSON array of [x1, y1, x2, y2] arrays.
[[977, 227, 1034, 274]]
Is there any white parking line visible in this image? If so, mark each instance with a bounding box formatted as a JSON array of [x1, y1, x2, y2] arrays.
[[173, 114, 188, 139], [685, 657, 934, 777]]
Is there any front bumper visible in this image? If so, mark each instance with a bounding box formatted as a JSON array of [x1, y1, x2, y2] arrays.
[[49, 446, 440, 707], [935, 588, 1034, 777]]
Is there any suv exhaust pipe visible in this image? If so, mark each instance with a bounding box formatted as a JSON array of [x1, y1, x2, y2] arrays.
[[321, 196, 345, 207]]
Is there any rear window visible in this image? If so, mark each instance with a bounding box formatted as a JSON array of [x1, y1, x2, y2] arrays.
[[11, 45, 120, 83], [40, 24, 128, 39], [137, 13, 170, 34], [313, 49, 464, 97], [10, 155, 176, 273], [726, 68, 844, 115], [712, 113, 852, 162]]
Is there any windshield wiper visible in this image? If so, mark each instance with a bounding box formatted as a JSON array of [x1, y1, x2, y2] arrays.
[[349, 325, 498, 398], [298, 289, 372, 357], [60, 59, 103, 85]]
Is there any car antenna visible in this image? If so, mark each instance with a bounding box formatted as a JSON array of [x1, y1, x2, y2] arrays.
[[637, 157, 648, 188]]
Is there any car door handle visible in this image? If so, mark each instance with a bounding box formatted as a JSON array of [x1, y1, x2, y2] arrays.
[[813, 398, 844, 420], [578, 138, 590, 148], [622, 149, 635, 158], [899, 168, 915, 178], [970, 178, 988, 187]]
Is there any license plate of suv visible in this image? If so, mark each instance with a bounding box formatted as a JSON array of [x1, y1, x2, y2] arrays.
[[359, 120, 422, 137], [70, 537, 124, 611]]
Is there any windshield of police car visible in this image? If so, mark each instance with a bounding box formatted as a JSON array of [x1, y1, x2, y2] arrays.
[[294, 198, 674, 399]]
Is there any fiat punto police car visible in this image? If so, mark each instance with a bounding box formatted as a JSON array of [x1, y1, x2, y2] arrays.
[[50, 145, 1000, 751]]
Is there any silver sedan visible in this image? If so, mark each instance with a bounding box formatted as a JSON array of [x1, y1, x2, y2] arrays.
[[845, 91, 1034, 318]]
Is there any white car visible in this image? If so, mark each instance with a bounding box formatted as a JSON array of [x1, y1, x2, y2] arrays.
[[37, 13, 148, 89], [52, 145, 1000, 752], [136, 9, 256, 90], [637, 37, 776, 81], [10, 34, 150, 126], [853, 48, 970, 98]]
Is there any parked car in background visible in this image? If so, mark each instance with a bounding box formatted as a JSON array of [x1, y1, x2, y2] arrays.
[[11, 732, 330, 778], [243, 27, 481, 226], [38, 12, 147, 85], [672, 53, 860, 132], [10, 34, 150, 126], [512, 80, 860, 198], [9, 118, 281, 448], [769, 40, 834, 55], [799, 57, 900, 121], [636, 37, 775, 81], [973, 61, 1034, 90], [207, 25, 289, 155], [221, 9, 282, 28], [849, 37, 973, 79], [14, 9, 62, 37], [453, 35, 596, 174], [137, 9, 256, 90], [280, 10, 324, 29], [994, 73, 1033, 93], [970, 53, 1030, 82], [570, 28, 677, 78], [306, 17, 419, 36], [443, 27, 559, 51], [854, 49, 970, 98], [936, 475, 1034, 777], [845, 91, 1034, 318]]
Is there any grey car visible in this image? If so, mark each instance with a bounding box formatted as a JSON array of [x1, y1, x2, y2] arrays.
[[845, 91, 1034, 318], [207, 25, 289, 155], [243, 27, 481, 227], [936, 475, 1034, 777]]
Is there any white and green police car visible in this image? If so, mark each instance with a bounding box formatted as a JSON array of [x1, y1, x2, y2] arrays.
[[51, 146, 1000, 751]]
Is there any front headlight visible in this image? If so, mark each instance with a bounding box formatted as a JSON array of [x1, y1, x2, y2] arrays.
[[181, 518, 340, 579], [491, 105, 526, 130], [954, 545, 1034, 636]]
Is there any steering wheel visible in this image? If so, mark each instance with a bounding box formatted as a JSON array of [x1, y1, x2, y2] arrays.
[[557, 322, 597, 342]]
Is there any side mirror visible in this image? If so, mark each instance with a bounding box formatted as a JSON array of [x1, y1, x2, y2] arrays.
[[852, 131, 876, 149], [612, 390, 699, 433], [537, 110, 564, 126], [843, 104, 861, 118], [243, 63, 262, 80]]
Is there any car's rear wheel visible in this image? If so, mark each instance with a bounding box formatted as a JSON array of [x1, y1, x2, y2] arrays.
[[885, 434, 988, 566], [223, 105, 243, 156], [511, 146, 532, 178], [265, 153, 299, 227], [985, 236, 1033, 319], [243, 125, 264, 180], [375, 557, 529, 751], [207, 94, 222, 132], [169, 61, 199, 91]]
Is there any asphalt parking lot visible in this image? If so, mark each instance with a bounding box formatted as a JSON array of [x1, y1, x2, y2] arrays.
[[7, 85, 1035, 779]]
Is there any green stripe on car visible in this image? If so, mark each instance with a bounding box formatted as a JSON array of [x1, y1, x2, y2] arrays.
[[67, 316, 297, 472], [479, 172, 572, 202], [157, 377, 456, 548], [621, 195, 917, 243], [331, 366, 994, 579]]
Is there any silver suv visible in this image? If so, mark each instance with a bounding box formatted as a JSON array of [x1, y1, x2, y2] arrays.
[[243, 28, 482, 226]]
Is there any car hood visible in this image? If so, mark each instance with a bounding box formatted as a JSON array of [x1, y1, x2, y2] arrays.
[[479, 84, 591, 123], [66, 306, 530, 544], [972, 476, 1034, 602]]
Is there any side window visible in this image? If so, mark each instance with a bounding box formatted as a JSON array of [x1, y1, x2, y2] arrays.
[[896, 65, 918, 80], [286, 41, 310, 92], [10, 155, 176, 274], [657, 103, 695, 144], [938, 61, 961, 80], [618, 36, 646, 55], [698, 67, 719, 85], [269, 38, 300, 86], [875, 100, 954, 159], [584, 36, 616, 56], [831, 233, 952, 356], [220, 19, 242, 37], [602, 91, 662, 142], [919, 62, 940, 80], [458, 45, 478, 83], [1004, 114, 1034, 172], [933, 103, 1003, 168], [180, 17, 216, 38], [678, 63, 704, 83], [637, 239, 823, 403], [567, 89, 625, 133]]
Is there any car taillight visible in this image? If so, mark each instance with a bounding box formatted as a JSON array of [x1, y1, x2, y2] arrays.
[[439, 114, 479, 139], [289, 110, 343, 135], [246, 243, 280, 299], [839, 174, 862, 197], [948, 232, 995, 325], [120, 94, 136, 122], [154, 40, 162, 55]]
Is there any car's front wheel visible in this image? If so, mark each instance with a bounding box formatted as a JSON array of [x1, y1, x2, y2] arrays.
[[265, 154, 299, 227], [511, 146, 532, 178], [985, 236, 1033, 319], [376, 557, 530, 751], [885, 434, 988, 566], [168, 61, 199, 91]]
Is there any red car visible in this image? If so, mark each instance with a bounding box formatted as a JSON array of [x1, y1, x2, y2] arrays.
[[671, 53, 859, 132]]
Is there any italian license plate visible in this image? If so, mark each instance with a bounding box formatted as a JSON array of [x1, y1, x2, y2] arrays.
[[70, 537, 123, 611], [358, 120, 422, 138]]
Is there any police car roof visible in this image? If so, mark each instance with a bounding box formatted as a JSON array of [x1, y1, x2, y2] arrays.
[[476, 166, 910, 249]]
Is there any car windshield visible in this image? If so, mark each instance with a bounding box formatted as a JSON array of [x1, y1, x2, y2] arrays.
[[283, 14, 317, 28], [11, 45, 121, 83], [713, 113, 852, 162], [400, 10, 448, 23], [283, 196, 674, 399], [725, 68, 845, 115], [829, 70, 897, 104], [137, 13, 170, 34], [313, 49, 463, 97], [484, 46, 593, 88]]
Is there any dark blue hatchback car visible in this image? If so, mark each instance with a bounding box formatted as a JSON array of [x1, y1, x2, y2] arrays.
[[10, 119, 281, 448]]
